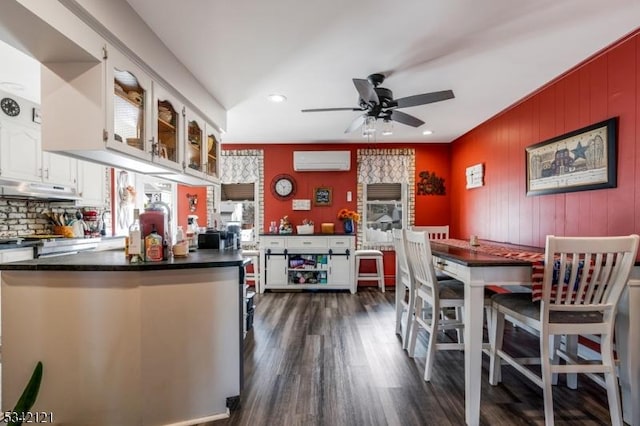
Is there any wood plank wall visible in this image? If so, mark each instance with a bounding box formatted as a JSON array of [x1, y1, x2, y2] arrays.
[[450, 30, 640, 247]]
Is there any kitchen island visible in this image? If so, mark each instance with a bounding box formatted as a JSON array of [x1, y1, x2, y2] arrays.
[[1, 249, 247, 426]]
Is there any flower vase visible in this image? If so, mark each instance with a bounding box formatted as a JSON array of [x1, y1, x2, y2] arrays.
[[343, 219, 355, 234]]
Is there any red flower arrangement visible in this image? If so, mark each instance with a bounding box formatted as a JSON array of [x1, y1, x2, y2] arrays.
[[337, 208, 360, 223]]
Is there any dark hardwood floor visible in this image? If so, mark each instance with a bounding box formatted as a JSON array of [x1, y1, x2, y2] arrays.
[[214, 288, 613, 425]]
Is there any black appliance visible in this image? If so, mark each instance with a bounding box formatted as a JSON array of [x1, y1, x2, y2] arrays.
[[198, 229, 225, 249], [226, 224, 241, 249]]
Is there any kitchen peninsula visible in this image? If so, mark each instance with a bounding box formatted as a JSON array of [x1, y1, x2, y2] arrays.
[[0, 250, 247, 425]]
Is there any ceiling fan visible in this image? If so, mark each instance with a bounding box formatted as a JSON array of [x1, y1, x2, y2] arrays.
[[301, 73, 454, 134]]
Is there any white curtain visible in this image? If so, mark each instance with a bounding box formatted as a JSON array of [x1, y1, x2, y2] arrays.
[[220, 149, 264, 247], [357, 148, 415, 249], [220, 149, 263, 183]]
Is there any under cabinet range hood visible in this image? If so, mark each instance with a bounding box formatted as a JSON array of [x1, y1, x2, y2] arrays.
[[0, 179, 81, 201]]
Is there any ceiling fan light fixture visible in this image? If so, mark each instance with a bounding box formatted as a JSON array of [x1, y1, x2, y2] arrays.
[[381, 119, 393, 136], [267, 94, 287, 103], [422, 129, 433, 135], [362, 116, 376, 137]]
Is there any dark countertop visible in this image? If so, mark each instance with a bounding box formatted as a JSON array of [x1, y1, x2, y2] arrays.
[[430, 241, 533, 267], [259, 233, 355, 237], [0, 249, 248, 271]]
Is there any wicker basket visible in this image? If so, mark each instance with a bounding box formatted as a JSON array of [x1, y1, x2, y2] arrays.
[[296, 224, 314, 235]]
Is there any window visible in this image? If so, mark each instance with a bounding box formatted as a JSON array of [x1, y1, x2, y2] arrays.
[[363, 183, 406, 245], [220, 183, 256, 242]]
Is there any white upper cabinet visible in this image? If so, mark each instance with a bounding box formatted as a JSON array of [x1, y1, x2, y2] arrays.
[[42, 46, 168, 174], [43, 152, 77, 187], [77, 160, 108, 207], [181, 109, 221, 184], [0, 120, 76, 187], [184, 108, 206, 179], [152, 84, 183, 172], [42, 44, 223, 184], [0, 120, 42, 182], [105, 47, 153, 164], [204, 124, 220, 182]]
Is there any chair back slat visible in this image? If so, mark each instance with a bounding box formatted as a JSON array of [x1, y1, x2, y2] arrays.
[[409, 225, 449, 240], [392, 229, 411, 289], [543, 235, 639, 311], [404, 229, 439, 306]]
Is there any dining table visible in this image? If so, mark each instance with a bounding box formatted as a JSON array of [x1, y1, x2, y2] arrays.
[[427, 239, 533, 425], [424, 238, 639, 426]]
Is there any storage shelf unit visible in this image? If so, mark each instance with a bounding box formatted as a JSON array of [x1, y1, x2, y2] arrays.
[[259, 235, 355, 293]]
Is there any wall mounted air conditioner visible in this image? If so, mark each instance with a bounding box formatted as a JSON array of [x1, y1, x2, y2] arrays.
[[293, 151, 351, 171]]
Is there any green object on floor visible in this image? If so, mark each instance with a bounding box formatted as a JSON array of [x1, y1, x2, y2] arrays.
[[9, 361, 43, 426]]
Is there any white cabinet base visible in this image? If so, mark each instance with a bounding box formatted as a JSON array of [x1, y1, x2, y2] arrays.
[[1, 268, 240, 425], [259, 235, 356, 294]]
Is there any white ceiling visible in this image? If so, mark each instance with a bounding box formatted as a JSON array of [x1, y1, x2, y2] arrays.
[[1, 1, 639, 145]]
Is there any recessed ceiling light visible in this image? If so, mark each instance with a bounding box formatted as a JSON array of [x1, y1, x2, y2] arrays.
[[422, 129, 433, 135], [267, 94, 287, 103], [0, 82, 25, 91]]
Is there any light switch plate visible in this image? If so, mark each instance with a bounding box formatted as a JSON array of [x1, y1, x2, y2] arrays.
[[292, 199, 311, 210]]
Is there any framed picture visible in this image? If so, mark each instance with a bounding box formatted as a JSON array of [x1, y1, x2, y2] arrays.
[[526, 117, 617, 196], [313, 186, 333, 206], [32, 107, 42, 124]]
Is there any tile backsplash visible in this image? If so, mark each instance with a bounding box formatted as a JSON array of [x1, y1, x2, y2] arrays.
[[0, 197, 107, 238]]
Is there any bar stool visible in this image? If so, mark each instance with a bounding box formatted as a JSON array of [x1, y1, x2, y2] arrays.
[[354, 249, 385, 292], [242, 249, 261, 293]]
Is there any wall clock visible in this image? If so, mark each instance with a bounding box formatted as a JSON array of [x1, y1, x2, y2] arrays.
[[271, 174, 296, 200], [1, 97, 20, 117]]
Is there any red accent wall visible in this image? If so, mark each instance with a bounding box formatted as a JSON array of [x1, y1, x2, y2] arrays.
[[176, 184, 208, 231], [224, 143, 452, 287], [226, 143, 453, 233], [450, 30, 640, 246]]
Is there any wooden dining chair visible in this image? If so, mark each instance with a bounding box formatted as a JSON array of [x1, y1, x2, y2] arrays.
[[408, 225, 464, 340], [489, 234, 639, 426], [392, 228, 415, 350], [404, 229, 467, 381], [408, 225, 449, 240]]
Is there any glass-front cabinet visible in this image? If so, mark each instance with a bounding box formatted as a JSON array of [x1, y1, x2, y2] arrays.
[[205, 129, 219, 180], [184, 109, 205, 177], [153, 85, 183, 172], [105, 48, 153, 162]]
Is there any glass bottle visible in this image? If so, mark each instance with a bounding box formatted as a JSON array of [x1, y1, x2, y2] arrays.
[[128, 209, 142, 263], [145, 224, 163, 262]]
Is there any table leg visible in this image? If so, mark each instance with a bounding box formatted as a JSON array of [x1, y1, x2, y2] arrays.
[[395, 271, 403, 335], [616, 279, 640, 425], [464, 279, 485, 426]]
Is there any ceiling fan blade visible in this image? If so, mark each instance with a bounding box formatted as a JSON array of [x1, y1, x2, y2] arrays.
[[301, 107, 362, 112], [344, 115, 366, 133], [353, 78, 379, 106], [394, 90, 454, 109], [390, 110, 424, 127]]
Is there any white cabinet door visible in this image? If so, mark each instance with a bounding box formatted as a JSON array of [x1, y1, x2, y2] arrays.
[[329, 255, 351, 286], [0, 120, 42, 182], [204, 123, 220, 183], [184, 109, 205, 178], [43, 152, 77, 187], [77, 161, 107, 207], [265, 255, 288, 286], [104, 46, 153, 162], [152, 83, 183, 172]]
